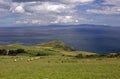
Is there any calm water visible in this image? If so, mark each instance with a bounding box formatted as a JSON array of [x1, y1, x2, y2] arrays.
[[0, 25, 120, 54]]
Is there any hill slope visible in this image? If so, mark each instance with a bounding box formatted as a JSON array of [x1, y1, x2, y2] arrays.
[[0, 41, 78, 56]]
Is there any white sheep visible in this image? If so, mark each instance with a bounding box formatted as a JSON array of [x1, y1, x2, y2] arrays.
[[20, 58, 23, 60], [27, 59, 30, 62], [30, 58, 34, 61], [34, 57, 40, 60], [14, 59, 17, 62]]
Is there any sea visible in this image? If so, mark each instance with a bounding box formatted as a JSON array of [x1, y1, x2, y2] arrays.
[[0, 24, 120, 54]]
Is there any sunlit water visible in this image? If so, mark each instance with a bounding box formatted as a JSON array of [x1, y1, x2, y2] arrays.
[[0, 25, 120, 54]]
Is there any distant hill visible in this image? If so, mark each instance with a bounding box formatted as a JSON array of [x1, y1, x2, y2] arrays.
[[37, 40, 74, 51], [0, 24, 116, 28], [0, 40, 119, 58], [0, 40, 76, 56]]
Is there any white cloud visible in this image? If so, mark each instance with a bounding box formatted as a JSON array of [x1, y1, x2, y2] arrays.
[[52, 16, 73, 24], [15, 19, 48, 25], [0, 0, 94, 25], [10, 3, 25, 13], [46, 4, 65, 12], [0, 0, 12, 5], [51, 15, 87, 24], [31, 20, 41, 24], [16, 20, 28, 24], [16, 19, 42, 24], [25, 2, 67, 13], [87, 6, 120, 15], [0, 0, 11, 17], [14, 6, 25, 13], [103, 0, 120, 6], [61, 0, 94, 4], [86, 0, 120, 15], [0, 0, 11, 13], [12, 1, 81, 25]]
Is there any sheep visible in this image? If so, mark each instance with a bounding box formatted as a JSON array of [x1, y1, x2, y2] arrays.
[[27, 57, 40, 62], [34, 57, 40, 60], [14, 59, 17, 62], [27, 59, 30, 62], [20, 58, 23, 60], [30, 58, 34, 61]]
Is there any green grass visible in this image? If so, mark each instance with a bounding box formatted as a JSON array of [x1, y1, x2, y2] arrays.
[[0, 56, 120, 79], [0, 41, 75, 56], [0, 43, 96, 57], [0, 41, 120, 79]]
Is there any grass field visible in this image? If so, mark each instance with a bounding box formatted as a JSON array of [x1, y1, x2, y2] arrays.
[[0, 41, 120, 79], [0, 56, 120, 79]]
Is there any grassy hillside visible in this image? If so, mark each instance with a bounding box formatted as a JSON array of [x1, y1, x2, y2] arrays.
[[0, 41, 78, 56], [36, 40, 74, 51], [0, 41, 119, 57], [0, 41, 120, 79], [0, 56, 120, 79]]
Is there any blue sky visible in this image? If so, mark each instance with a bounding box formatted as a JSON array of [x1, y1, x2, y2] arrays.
[[0, 0, 120, 27]]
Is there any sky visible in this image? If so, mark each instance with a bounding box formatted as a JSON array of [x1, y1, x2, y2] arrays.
[[0, 0, 120, 27]]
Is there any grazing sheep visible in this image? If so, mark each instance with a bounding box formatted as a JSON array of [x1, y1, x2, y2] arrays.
[[14, 59, 17, 62], [30, 58, 34, 61], [38, 57, 40, 59], [20, 58, 23, 60], [34, 57, 40, 60], [27, 59, 30, 62]]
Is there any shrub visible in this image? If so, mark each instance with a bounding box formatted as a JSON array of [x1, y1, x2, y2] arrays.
[[0, 49, 26, 56], [16, 49, 26, 54], [36, 50, 54, 56], [75, 54, 84, 58], [0, 49, 7, 55]]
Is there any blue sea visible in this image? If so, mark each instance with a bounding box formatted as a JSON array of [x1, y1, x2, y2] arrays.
[[0, 24, 120, 54]]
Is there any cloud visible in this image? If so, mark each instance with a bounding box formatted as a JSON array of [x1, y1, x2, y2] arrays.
[[87, 6, 120, 15], [0, 0, 11, 5], [86, 0, 120, 15], [11, 5, 25, 13], [0, 0, 97, 26], [61, 0, 94, 4], [0, 0, 11, 11], [52, 16, 75, 24], [12, 0, 94, 3], [103, 0, 120, 6], [16, 20, 28, 24], [25, 2, 67, 13], [15, 19, 50, 25], [0, 0, 11, 17], [9, 2, 26, 13], [9, 0, 90, 25]]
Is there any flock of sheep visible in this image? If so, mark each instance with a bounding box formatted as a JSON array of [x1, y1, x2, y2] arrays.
[[14, 57, 41, 62]]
